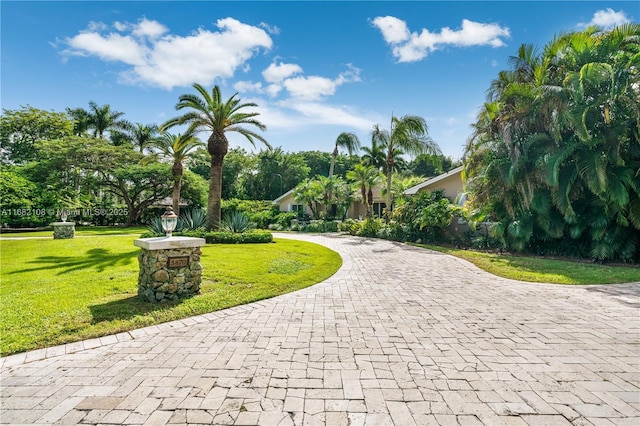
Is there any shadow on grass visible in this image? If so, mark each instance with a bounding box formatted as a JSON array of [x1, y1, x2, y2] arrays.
[[9, 248, 139, 275], [89, 295, 181, 324]]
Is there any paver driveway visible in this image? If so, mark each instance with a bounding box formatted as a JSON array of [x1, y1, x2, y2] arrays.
[[1, 233, 639, 425]]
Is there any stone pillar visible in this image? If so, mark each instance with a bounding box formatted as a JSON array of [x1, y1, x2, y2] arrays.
[[134, 236, 206, 302], [52, 222, 75, 239]]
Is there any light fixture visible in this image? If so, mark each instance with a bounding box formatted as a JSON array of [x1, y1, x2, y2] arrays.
[[161, 207, 178, 237]]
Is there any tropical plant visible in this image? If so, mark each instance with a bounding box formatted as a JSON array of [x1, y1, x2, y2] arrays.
[[151, 132, 204, 216], [161, 84, 270, 230], [464, 24, 640, 261], [85, 101, 129, 139], [346, 164, 382, 218], [220, 211, 254, 233], [329, 132, 360, 178], [293, 178, 323, 219], [371, 116, 441, 213]]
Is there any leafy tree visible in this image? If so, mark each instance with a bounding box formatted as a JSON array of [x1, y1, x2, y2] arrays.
[[248, 148, 310, 200], [0, 106, 73, 164], [151, 132, 204, 215], [35, 137, 185, 225], [464, 24, 640, 261], [371, 116, 441, 212], [162, 84, 270, 230]]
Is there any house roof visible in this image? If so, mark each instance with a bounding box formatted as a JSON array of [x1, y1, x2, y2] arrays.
[[403, 166, 464, 195], [272, 189, 295, 204]]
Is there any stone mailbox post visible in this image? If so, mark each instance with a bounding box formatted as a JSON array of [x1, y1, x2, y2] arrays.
[[52, 222, 75, 239], [134, 236, 206, 302]]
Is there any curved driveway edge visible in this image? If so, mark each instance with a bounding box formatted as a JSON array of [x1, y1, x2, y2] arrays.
[[1, 233, 639, 425]]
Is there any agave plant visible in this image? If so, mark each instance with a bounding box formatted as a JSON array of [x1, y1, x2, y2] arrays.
[[146, 216, 165, 236], [220, 211, 254, 233], [178, 208, 206, 232]]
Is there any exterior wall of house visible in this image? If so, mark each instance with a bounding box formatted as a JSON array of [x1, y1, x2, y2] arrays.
[[415, 172, 463, 202], [274, 184, 387, 219]]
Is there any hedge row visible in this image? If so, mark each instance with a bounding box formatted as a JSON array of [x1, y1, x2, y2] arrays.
[[140, 230, 273, 244]]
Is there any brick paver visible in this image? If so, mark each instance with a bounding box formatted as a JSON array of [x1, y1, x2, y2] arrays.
[[1, 233, 639, 425]]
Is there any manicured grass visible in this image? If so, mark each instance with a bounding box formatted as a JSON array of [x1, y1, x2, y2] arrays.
[[0, 236, 341, 356], [414, 244, 640, 284], [0, 226, 147, 237]]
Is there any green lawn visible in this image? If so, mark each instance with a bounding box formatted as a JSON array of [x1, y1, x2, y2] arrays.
[[414, 244, 640, 284], [0, 236, 341, 356], [0, 226, 147, 238]]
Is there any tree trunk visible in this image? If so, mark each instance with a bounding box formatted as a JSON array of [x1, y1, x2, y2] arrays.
[[172, 162, 183, 217], [206, 132, 228, 231], [172, 178, 182, 217], [206, 155, 223, 231]]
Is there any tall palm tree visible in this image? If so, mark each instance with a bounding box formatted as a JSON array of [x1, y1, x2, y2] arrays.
[[371, 116, 440, 213], [86, 101, 128, 139], [329, 132, 360, 178], [152, 132, 204, 216], [161, 84, 270, 230]]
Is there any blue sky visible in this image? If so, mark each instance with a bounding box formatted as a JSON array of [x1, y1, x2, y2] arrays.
[[1, 1, 636, 160]]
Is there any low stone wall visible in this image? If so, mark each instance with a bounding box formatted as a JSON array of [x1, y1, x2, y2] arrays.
[[52, 222, 75, 239], [137, 246, 203, 302]]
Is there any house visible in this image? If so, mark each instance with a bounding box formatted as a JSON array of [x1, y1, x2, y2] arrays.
[[272, 183, 387, 219], [403, 166, 465, 203]]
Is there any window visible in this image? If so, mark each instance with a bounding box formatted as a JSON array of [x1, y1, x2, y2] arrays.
[[372, 202, 386, 217], [291, 204, 303, 212]]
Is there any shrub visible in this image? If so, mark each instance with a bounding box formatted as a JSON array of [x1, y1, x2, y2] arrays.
[[338, 218, 360, 235], [296, 220, 338, 233], [274, 211, 297, 229], [220, 211, 254, 233], [179, 230, 273, 244], [357, 218, 383, 238]]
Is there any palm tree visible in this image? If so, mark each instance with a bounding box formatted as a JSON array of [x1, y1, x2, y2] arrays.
[[161, 84, 270, 230], [152, 132, 204, 216], [66, 107, 91, 136], [347, 164, 382, 218], [360, 134, 386, 172], [372, 116, 440, 213], [129, 123, 160, 153], [293, 178, 323, 219], [86, 101, 128, 139], [329, 132, 360, 178]]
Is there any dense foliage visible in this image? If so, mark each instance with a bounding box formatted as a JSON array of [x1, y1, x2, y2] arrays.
[[464, 25, 640, 262]]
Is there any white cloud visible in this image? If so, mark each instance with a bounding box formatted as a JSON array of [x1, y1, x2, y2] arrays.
[[234, 80, 263, 93], [372, 16, 510, 62], [61, 17, 273, 89], [281, 65, 361, 100], [262, 62, 303, 83], [132, 17, 168, 39], [259, 22, 281, 35], [371, 16, 410, 44], [580, 8, 630, 29]]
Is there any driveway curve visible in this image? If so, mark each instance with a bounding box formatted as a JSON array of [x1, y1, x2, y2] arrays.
[[1, 233, 639, 425]]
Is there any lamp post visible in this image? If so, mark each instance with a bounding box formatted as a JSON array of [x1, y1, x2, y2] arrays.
[[161, 207, 178, 237], [272, 173, 283, 196]]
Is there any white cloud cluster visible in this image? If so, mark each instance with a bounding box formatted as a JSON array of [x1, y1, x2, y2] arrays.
[[580, 8, 630, 29], [61, 17, 272, 89], [372, 16, 510, 62], [235, 61, 361, 101]]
